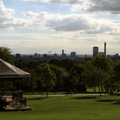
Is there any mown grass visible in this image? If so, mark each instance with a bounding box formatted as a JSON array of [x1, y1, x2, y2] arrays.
[[86, 87, 105, 93], [1, 95, 120, 120]]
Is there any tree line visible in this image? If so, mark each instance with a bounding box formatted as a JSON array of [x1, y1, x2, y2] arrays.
[[0, 47, 120, 96]]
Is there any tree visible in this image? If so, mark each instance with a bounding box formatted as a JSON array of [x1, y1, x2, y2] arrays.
[[36, 64, 56, 97], [0, 46, 14, 64], [49, 64, 70, 91], [92, 55, 113, 71], [91, 55, 114, 92], [105, 61, 120, 93], [70, 64, 86, 92], [83, 60, 108, 95], [49, 59, 75, 72], [21, 68, 38, 91]]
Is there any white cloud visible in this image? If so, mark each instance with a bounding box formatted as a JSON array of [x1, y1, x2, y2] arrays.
[[70, 4, 81, 12], [0, 1, 14, 16], [1, 0, 120, 35], [24, 11, 120, 35], [0, 1, 26, 31]]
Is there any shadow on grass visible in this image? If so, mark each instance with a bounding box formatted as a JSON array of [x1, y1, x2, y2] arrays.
[[109, 93, 120, 96], [112, 101, 120, 105], [96, 99, 115, 102], [96, 98, 120, 103], [72, 96, 98, 100], [27, 97, 46, 100]]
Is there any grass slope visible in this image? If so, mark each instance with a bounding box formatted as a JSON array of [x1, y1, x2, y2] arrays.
[[0, 95, 120, 120]]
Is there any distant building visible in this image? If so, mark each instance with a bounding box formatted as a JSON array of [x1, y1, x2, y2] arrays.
[[93, 47, 99, 57], [16, 53, 21, 60], [62, 49, 66, 58], [43, 54, 47, 59], [62, 54, 66, 58], [62, 50, 64, 55], [53, 53, 58, 59], [85, 54, 87, 58], [29, 55, 33, 59], [34, 53, 39, 58], [98, 52, 104, 55], [113, 53, 119, 58], [70, 52, 76, 59], [104, 42, 106, 56], [16, 53, 21, 57]]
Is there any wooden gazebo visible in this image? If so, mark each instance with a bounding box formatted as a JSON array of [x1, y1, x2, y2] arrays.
[[0, 59, 30, 79], [0, 59, 30, 110]]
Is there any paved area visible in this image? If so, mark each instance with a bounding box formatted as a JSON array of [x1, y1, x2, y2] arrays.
[[23, 93, 108, 97], [0, 96, 31, 111]]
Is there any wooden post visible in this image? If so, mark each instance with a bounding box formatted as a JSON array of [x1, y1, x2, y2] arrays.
[[12, 80, 15, 101]]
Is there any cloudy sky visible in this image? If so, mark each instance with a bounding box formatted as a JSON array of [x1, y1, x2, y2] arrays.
[[0, 0, 120, 55]]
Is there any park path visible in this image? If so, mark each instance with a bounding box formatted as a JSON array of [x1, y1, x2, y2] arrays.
[[23, 93, 108, 97]]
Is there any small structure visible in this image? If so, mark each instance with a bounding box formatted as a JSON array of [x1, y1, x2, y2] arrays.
[[0, 59, 30, 79], [0, 59, 31, 111]]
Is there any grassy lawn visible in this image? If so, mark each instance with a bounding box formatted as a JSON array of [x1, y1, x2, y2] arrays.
[[1, 95, 120, 120], [86, 87, 105, 93]]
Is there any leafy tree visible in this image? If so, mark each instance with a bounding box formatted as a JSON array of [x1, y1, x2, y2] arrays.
[[36, 64, 56, 97], [105, 61, 120, 93], [84, 57, 93, 61], [70, 64, 86, 92], [22, 68, 38, 91], [92, 55, 113, 71], [49, 64, 70, 91], [49, 59, 75, 72], [27, 60, 40, 69], [83, 61, 108, 95], [0, 46, 14, 64], [91, 55, 113, 92]]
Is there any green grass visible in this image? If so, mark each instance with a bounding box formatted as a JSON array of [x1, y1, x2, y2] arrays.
[[86, 87, 106, 93], [1, 95, 120, 120], [86, 87, 100, 92]]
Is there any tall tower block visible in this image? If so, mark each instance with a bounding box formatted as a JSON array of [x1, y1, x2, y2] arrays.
[[93, 47, 99, 57], [104, 42, 106, 56], [62, 50, 64, 55]]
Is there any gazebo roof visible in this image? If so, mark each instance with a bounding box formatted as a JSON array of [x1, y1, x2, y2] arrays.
[[0, 59, 30, 78]]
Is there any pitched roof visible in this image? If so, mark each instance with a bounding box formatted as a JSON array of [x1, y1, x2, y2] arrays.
[[0, 59, 30, 78]]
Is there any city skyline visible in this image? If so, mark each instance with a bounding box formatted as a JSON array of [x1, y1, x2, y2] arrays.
[[0, 0, 120, 55]]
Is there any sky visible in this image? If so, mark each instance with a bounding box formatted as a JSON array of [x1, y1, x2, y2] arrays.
[[0, 0, 120, 55]]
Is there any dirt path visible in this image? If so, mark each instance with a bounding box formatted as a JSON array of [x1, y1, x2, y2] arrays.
[[23, 93, 108, 97]]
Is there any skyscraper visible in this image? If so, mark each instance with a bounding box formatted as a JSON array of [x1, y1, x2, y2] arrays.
[[62, 49, 66, 58], [70, 52, 76, 59], [62, 50, 64, 55], [93, 47, 99, 57], [104, 42, 106, 56]]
